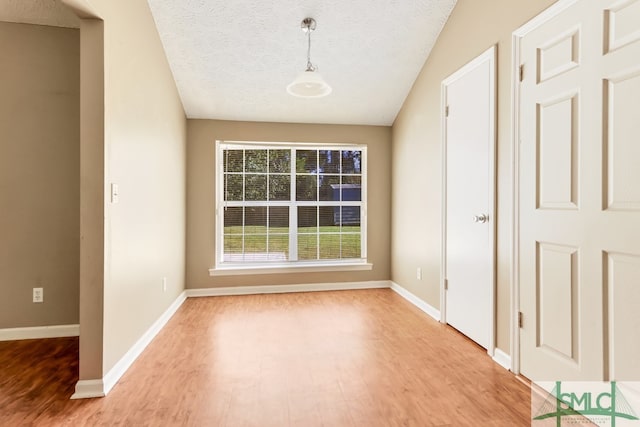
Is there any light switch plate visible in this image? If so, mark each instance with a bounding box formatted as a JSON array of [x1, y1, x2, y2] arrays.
[[111, 183, 119, 203]]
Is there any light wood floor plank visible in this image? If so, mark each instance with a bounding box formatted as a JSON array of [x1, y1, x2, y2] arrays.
[[0, 289, 531, 426]]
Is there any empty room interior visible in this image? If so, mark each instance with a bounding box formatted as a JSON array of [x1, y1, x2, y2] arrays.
[[1, 0, 639, 425]]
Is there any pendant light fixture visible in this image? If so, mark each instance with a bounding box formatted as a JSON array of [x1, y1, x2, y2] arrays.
[[287, 18, 332, 98]]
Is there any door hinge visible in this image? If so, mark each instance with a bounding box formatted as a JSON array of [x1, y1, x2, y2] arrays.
[[445, 105, 450, 117], [519, 64, 525, 82], [444, 279, 449, 290], [518, 311, 523, 328]]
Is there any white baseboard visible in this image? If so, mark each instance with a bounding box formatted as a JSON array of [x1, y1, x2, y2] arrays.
[[0, 324, 80, 341], [186, 280, 390, 297], [70, 379, 105, 399], [389, 281, 441, 321], [101, 290, 187, 395], [492, 348, 512, 371], [390, 282, 513, 372], [71, 290, 187, 399]]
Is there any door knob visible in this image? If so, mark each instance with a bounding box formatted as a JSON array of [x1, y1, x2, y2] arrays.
[[473, 214, 488, 223]]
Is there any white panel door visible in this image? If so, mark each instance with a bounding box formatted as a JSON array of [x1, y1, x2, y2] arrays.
[[519, 0, 640, 381], [443, 47, 496, 350]]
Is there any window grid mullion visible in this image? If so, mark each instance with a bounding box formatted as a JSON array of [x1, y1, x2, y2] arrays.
[[316, 149, 320, 260], [290, 148, 298, 261], [242, 150, 246, 259], [266, 150, 270, 257], [339, 152, 343, 258]]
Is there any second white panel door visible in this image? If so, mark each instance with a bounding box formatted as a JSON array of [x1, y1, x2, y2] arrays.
[[443, 47, 496, 350]]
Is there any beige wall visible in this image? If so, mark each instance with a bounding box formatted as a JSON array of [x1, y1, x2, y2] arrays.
[[187, 120, 391, 288], [77, 16, 105, 380], [64, 0, 187, 378], [391, 0, 556, 353], [98, 0, 187, 374], [0, 22, 80, 328]]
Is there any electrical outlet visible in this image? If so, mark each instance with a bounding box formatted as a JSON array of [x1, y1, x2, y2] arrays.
[[33, 287, 43, 303], [416, 268, 422, 280], [162, 277, 167, 292]]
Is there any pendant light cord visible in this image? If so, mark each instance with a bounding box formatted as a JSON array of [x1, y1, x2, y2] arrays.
[[306, 24, 315, 71]]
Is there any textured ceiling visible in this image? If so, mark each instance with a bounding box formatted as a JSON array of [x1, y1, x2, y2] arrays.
[[147, 0, 457, 126], [0, 0, 79, 28]]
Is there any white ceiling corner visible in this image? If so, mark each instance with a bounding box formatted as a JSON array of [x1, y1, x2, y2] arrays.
[[147, 0, 457, 126]]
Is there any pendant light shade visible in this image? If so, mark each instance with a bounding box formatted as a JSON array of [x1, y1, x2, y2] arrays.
[[287, 70, 332, 98], [287, 18, 331, 98]]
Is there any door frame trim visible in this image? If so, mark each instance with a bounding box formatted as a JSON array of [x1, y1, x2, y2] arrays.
[[510, 0, 582, 375], [440, 45, 497, 357]]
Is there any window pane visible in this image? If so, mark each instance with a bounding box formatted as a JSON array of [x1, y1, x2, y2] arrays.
[[319, 175, 340, 201], [319, 220, 341, 233], [297, 234, 317, 260], [296, 175, 317, 201], [296, 150, 317, 173], [269, 149, 290, 173], [343, 175, 361, 186], [339, 180, 361, 202], [342, 224, 361, 234], [245, 174, 267, 201], [342, 150, 362, 174], [341, 233, 361, 259], [268, 235, 289, 260], [223, 150, 243, 172], [268, 175, 290, 201], [297, 206, 317, 231], [319, 150, 340, 174], [223, 235, 243, 259], [245, 149, 267, 173], [224, 174, 243, 201], [338, 206, 361, 227], [244, 234, 267, 257], [244, 207, 266, 231], [223, 207, 243, 230], [319, 206, 335, 227], [319, 234, 341, 259], [268, 206, 289, 232]]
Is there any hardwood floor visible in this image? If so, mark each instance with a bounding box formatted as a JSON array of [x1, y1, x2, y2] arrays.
[[0, 289, 532, 426]]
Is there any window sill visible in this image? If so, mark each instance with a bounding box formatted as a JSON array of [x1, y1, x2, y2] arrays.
[[209, 262, 373, 277]]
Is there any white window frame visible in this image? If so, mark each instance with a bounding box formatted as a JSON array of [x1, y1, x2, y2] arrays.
[[210, 140, 371, 276]]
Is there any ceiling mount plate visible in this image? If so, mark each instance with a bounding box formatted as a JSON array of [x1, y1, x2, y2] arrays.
[[301, 17, 317, 33]]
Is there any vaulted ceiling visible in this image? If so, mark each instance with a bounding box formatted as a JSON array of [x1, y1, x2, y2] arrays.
[[148, 0, 457, 125], [1, 0, 458, 126]]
